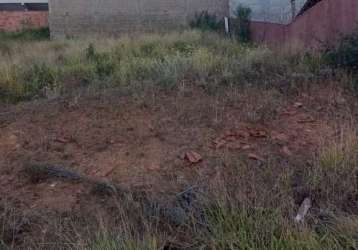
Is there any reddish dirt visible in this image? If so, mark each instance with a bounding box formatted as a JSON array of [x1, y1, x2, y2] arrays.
[[0, 85, 352, 213]]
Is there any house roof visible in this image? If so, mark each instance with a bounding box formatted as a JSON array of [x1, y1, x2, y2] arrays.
[[25, 3, 48, 10], [0, 0, 47, 2], [0, 3, 25, 10], [0, 2, 48, 11], [297, 0, 323, 16]]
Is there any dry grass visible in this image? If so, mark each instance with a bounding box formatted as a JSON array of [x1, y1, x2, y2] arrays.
[[0, 31, 319, 103], [304, 126, 358, 214], [1, 126, 357, 249], [2, 148, 357, 250]]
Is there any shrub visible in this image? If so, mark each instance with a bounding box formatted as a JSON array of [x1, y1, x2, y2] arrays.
[[190, 11, 223, 32], [298, 52, 326, 75], [323, 31, 358, 72], [94, 54, 115, 78], [232, 5, 252, 43], [322, 32, 358, 90], [85, 43, 97, 61], [85, 44, 115, 78], [0, 27, 50, 41], [25, 63, 57, 98]]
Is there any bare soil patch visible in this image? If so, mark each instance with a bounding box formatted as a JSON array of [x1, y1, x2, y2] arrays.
[[0, 84, 350, 213]]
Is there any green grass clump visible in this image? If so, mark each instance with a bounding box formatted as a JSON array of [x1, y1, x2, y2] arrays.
[[304, 129, 358, 212], [0, 27, 50, 41]]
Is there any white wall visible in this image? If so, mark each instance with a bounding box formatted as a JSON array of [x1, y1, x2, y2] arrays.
[[230, 0, 306, 24]]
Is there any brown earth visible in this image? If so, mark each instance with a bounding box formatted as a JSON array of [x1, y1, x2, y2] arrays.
[[0, 84, 355, 213]]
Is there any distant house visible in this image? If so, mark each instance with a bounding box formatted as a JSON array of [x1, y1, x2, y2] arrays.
[[250, 0, 358, 49], [297, 0, 322, 16], [0, 0, 48, 31], [0, 0, 48, 11], [230, 0, 307, 24]]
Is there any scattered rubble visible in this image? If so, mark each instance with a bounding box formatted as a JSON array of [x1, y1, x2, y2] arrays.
[[185, 151, 203, 164], [295, 198, 312, 223]]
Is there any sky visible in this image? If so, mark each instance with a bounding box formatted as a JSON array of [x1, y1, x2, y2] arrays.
[[230, 0, 307, 24]]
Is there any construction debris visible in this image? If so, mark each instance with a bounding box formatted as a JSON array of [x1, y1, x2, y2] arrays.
[[294, 197, 312, 223]]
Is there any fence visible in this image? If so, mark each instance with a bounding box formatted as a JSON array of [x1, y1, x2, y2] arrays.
[[250, 0, 358, 49]]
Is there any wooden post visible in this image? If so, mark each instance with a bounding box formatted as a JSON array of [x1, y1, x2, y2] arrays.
[[224, 17, 229, 34]]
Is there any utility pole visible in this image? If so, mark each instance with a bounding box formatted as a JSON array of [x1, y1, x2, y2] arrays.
[[290, 0, 296, 21]]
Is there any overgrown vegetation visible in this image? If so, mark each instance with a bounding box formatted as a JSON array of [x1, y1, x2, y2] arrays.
[[324, 31, 358, 72], [1, 29, 358, 249], [304, 128, 358, 213], [0, 27, 50, 41], [232, 5, 252, 43], [189, 11, 223, 32], [2, 134, 358, 249], [323, 31, 358, 91], [0, 31, 328, 103]]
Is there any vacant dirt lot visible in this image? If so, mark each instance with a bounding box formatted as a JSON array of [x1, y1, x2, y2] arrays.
[[0, 31, 357, 249], [0, 82, 353, 208]]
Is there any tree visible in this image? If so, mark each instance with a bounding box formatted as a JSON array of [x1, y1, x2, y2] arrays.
[[234, 5, 252, 43]]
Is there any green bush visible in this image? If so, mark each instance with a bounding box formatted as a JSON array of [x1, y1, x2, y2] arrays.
[[190, 11, 223, 32], [323, 31, 358, 91], [232, 5, 252, 43], [324, 31, 358, 72], [25, 63, 57, 97], [0, 27, 50, 41], [85, 43, 97, 61], [85, 44, 115, 78]]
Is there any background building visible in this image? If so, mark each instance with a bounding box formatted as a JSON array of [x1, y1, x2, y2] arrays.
[[0, 0, 48, 31], [230, 0, 307, 24], [48, 0, 229, 39]]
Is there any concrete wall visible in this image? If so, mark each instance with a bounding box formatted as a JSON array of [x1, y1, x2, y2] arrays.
[[49, 0, 229, 38], [0, 11, 48, 31], [250, 0, 358, 50]]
